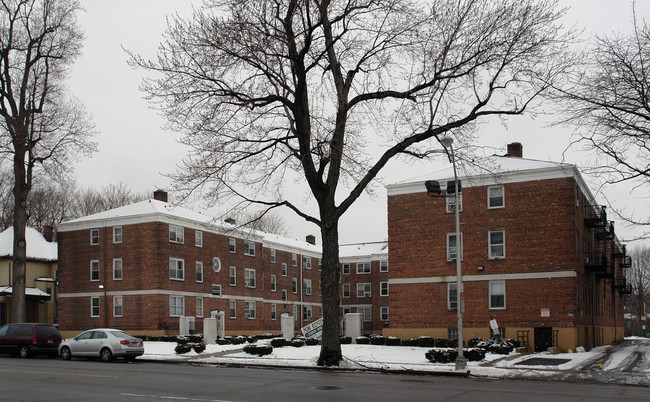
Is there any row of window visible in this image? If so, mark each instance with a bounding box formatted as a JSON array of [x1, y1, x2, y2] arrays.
[[447, 281, 506, 310], [445, 185, 505, 213], [341, 306, 390, 322], [341, 282, 389, 298], [446, 230, 506, 261], [342, 260, 388, 275]]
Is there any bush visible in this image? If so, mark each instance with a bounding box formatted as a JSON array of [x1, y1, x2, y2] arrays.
[[229, 336, 247, 345], [243, 344, 273, 356], [175, 343, 192, 354], [192, 343, 206, 353], [417, 336, 435, 348], [270, 338, 287, 348], [148, 336, 160, 342], [370, 336, 386, 345], [339, 336, 352, 344], [473, 338, 514, 355], [468, 337, 483, 348], [356, 336, 370, 345], [385, 336, 401, 346], [402, 338, 417, 346], [305, 338, 320, 346], [464, 348, 486, 361], [425, 348, 457, 363], [246, 336, 258, 343]]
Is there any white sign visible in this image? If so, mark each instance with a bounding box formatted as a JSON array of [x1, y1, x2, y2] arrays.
[[489, 319, 499, 336], [301, 317, 324, 340], [541, 308, 550, 317]]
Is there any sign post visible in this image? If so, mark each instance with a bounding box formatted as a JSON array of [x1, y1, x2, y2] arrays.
[[301, 317, 324, 340]]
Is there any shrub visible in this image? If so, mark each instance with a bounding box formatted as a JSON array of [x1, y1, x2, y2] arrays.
[[192, 343, 206, 353], [229, 336, 247, 345], [385, 336, 401, 346], [243, 344, 273, 356], [288, 339, 305, 347], [464, 348, 486, 361], [468, 337, 483, 348], [339, 336, 352, 344], [417, 336, 435, 348], [370, 336, 386, 346], [270, 338, 287, 348], [402, 338, 417, 346], [425, 348, 457, 363], [188, 335, 203, 343], [305, 338, 319, 346], [473, 338, 514, 355], [246, 336, 258, 343], [175, 343, 192, 354], [356, 336, 370, 345], [148, 336, 160, 342]]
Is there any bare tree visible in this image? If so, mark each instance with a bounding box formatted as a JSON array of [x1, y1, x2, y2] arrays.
[[0, 0, 95, 322], [132, 0, 572, 365], [627, 246, 650, 335], [240, 209, 291, 237]]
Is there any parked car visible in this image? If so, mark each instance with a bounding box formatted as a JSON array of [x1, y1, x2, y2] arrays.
[[59, 328, 144, 362], [0, 323, 62, 358]]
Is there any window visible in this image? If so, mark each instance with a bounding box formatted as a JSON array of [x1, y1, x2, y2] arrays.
[[282, 289, 287, 302], [229, 266, 236, 286], [244, 268, 256, 287], [446, 233, 463, 261], [245, 301, 256, 319], [243, 241, 255, 256], [196, 262, 203, 283], [293, 305, 298, 321], [170, 296, 184, 316], [489, 281, 506, 309], [447, 283, 463, 310], [446, 193, 463, 213], [342, 283, 350, 298], [282, 263, 287, 276], [292, 253, 297, 266], [342, 263, 350, 275], [195, 230, 203, 247], [270, 249, 276, 263], [380, 281, 389, 296], [302, 256, 311, 269], [91, 297, 100, 317], [90, 229, 99, 245], [358, 307, 371, 322], [303, 279, 312, 295], [380, 260, 388, 272], [270, 275, 276, 292], [229, 300, 236, 319], [169, 225, 184, 243], [113, 296, 123, 317], [381, 306, 389, 321], [113, 259, 123, 280], [169, 258, 185, 280], [343, 307, 351, 315], [489, 230, 505, 259], [211, 284, 222, 296], [113, 227, 122, 243], [229, 237, 236, 253], [303, 306, 312, 321], [292, 278, 297, 293], [90, 260, 99, 282], [488, 185, 505, 209], [271, 304, 277, 320], [356, 262, 371, 274], [357, 283, 371, 298], [448, 327, 458, 340], [196, 297, 203, 317]]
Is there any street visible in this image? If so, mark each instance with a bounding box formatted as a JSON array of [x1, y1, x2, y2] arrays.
[[0, 357, 648, 401]]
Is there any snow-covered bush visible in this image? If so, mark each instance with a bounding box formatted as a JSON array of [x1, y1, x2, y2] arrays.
[[370, 335, 386, 345], [402, 338, 417, 346], [175, 343, 192, 354], [305, 338, 319, 346], [288, 339, 305, 347], [417, 336, 435, 347], [192, 343, 206, 353], [385, 336, 401, 346], [356, 336, 370, 344], [270, 338, 287, 348], [339, 336, 352, 344], [243, 344, 273, 356]]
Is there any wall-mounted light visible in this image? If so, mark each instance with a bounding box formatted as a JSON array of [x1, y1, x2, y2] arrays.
[[476, 266, 484, 271], [98, 285, 104, 289]]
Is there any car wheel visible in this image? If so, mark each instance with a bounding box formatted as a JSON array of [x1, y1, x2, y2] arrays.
[[100, 347, 113, 362], [60, 346, 72, 360], [18, 345, 29, 358]]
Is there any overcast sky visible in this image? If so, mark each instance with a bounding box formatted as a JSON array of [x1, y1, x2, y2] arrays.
[[67, 0, 649, 246]]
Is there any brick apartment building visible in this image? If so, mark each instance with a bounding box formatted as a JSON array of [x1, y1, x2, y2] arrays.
[[384, 143, 632, 352]]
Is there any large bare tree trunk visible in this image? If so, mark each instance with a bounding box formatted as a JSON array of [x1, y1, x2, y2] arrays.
[[318, 220, 342, 366], [11, 145, 29, 323]]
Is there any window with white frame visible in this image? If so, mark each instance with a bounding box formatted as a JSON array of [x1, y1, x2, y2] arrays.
[[169, 225, 184, 243], [343, 283, 350, 298], [318, 280, 322, 297], [195, 230, 203, 247], [270, 249, 276, 263], [169, 258, 185, 280], [446, 233, 463, 261], [245, 301, 256, 319], [380, 281, 389, 296], [229, 238, 236, 253], [271, 304, 277, 320], [318, 259, 322, 271], [292, 278, 297, 293], [447, 283, 462, 310], [196, 297, 203, 317], [356, 262, 371, 274], [91, 296, 100, 317], [282, 263, 287, 276], [380, 306, 389, 321], [211, 284, 222, 296], [113, 295, 123, 317], [358, 306, 372, 322], [488, 185, 505, 209], [282, 289, 287, 302], [244, 268, 256, 288], [113, 259, 123, 280], [448, 327, 458, 340], [229, 266, 236, 286], [90, 229, 99, 245], [113, 227, 122, 243], [357, 282, 371, 298], [170, 295, 184, 316], [229, 300, 236, 318], [270, 275, 276, 292], [488, 230, 505, 259], [303, 306, 312, 321], [243, 241, 255, 256], [445, 193, 463, 213], [292, 253, 297, 266], [343, 307, 351, 315], [302, 256, 311, 269], [380, 260, 388, 272], [90, 260, 99, 282], [489, 281, 506, 309], [293, 305, 297, 321], [196, 262, 203, 282], [342, 263, 350, 274], [303, 279, 312, 295]]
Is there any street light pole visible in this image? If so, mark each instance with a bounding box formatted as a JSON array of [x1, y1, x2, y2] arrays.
[[440, 136, 467, 371]]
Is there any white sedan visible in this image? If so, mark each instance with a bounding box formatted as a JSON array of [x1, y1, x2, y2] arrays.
[[59, 328, 144, 362]]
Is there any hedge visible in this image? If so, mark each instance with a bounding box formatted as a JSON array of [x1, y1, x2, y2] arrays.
[[243, 344, 273, 356]]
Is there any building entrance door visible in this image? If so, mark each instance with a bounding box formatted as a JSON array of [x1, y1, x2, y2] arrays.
[[534, 327, 553, 352]]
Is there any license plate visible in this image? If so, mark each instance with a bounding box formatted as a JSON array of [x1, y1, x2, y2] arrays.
[[47, 339, 53, 344]]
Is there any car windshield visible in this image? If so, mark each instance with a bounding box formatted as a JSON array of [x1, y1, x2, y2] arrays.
[[109, 330, 133, 338]]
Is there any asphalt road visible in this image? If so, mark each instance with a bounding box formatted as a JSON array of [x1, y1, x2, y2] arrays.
[[0, 357, 648, 401]]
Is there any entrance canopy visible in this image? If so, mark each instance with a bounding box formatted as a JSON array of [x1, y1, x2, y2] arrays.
[[0, 286, 51, 301]]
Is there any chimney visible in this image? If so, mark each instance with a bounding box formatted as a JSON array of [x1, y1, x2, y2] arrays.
[[43, 225, 54, 242], [306, 234, 316, 245], [506, 142, 523, 158], [153, 190, 168, 202], [225, 218, 236, 225]]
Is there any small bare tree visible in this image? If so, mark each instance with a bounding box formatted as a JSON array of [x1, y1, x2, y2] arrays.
[[627, 247, 650, 335], [133, 0, 573, 365], [0, 0, 95, 322]]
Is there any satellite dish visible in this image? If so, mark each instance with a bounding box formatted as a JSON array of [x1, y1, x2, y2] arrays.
[[212, 257, 222, 273]]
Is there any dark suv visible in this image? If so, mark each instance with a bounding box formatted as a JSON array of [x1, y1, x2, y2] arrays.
[[0, 323, 62, 358]]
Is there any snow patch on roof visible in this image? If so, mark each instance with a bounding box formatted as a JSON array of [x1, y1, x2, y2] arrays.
[[0, 227, 57, 261], [340, 242, 388, 259]]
